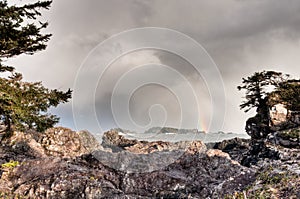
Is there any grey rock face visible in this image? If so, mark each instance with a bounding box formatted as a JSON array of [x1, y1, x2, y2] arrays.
[[0, 150, 255, 198], [102, 130, 206, 154], [0, 127, 299, 198], [41, 127, 103, 157], [100, 130, 208, 173], [101, 130, 139, 152], [120, 151, 255, 198], [211, 137, 251, 163]]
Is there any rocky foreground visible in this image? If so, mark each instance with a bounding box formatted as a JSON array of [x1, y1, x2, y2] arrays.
[[0, 127, 299, 198]]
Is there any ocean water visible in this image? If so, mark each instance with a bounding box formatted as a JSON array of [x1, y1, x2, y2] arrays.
[[119, 131, 250, 143]]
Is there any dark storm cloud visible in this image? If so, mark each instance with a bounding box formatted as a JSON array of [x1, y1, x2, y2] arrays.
[[8, 0, 300, 133]]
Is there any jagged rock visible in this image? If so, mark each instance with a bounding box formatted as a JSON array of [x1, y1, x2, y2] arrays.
[[101, 130, 139, 152], [0, 145, 256, 198], [40, 127, 102, 157], [240, 139, 280, 167], [0, 127, 299, 198], [2, 130, 47, 159], [210, 128, 299, 167], [0, 155, 124, 198], [231, 136, 300, 198], [121, 152, 255, 198], [92, 149, 185, 173], [211, 137, 251, 163], [76, 130, 103, 153], [125, 140, 206, 154], [102, 130, 206, 155], [124, 141, 173, 154], [99, 131, 207, 172], [272, 128, 300, 148], [2, 127, 102, 159], [207, 149, 232, 161], [243, 127, 300, 166]]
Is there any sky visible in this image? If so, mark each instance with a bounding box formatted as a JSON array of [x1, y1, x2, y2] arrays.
[[7, 0, 300, 135]]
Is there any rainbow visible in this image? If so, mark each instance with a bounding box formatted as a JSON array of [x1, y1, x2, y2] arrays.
[[198, 117, 208, 133]]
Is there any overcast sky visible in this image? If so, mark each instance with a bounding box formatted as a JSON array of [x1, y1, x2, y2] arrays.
[[8, 0, 300, 135]]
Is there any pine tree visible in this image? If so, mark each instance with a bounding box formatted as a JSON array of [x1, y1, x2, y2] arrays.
[[0, 0, 71, 135], [237, 71, 289, 138], [237, 71, 288, 112]]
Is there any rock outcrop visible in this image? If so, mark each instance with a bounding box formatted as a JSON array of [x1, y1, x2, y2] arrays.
[[40, 127, 102, 157], [0, 145, 255, 198], [268, 127, 300, 148], [4, 127, 102, 159], [270, 103, 300, 127], [102, 130, 206, 154], [121, 151, 255, 198], [212, 128, 300, 198], [0, 127, 299, 198], [270, 103, 289, 125], [99, 131, 208, 173], [210, 137, 251, 163], [101, 130, 138, 152]]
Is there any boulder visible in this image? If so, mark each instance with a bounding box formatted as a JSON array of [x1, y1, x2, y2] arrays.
[[211, 137, 251, 163], [40, 127, 102, 157], [76, 130, 103, 153], [101, 130, 138, 152], [3, 127, 102, 159]]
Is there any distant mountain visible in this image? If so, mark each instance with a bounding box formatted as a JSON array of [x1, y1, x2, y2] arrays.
[[144, 127, 205, 134]]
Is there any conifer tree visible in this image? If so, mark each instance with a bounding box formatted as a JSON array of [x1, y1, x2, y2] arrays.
[[237, 71, 288, 113], [238, 71, 288, 138], [0, 0, 71, 134]]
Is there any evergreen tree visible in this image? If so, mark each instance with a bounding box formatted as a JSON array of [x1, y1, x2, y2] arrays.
[[0, 0, 71, 135], [237, 71, 288, 112], [0, 0, 52, 71], [237, 71, 288, 138]]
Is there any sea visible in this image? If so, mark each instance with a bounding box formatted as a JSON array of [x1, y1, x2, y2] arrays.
[[117, 130, 250, 143]]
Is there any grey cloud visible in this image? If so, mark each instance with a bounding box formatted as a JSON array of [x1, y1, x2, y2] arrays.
[[90, 50, 205, 133], [8, 0, 300, 134]]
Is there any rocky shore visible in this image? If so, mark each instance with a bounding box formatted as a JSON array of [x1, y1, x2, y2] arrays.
[[0, 127, 299, 198]]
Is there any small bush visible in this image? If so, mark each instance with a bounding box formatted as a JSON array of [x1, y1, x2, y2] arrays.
[[1, 160, 19, 169]]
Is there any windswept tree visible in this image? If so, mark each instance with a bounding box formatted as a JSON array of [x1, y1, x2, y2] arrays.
[[237, 71, 289, 138], [0, 0, 71, 135], [237, 71, 288, 112]]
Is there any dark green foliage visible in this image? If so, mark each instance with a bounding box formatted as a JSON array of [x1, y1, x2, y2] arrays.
[[0, 0, 52, 69], [0, 74, 71, 132], [0, 1, 71, 133], [268, 79, 300, 112], [237, 71, 288, 113]]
